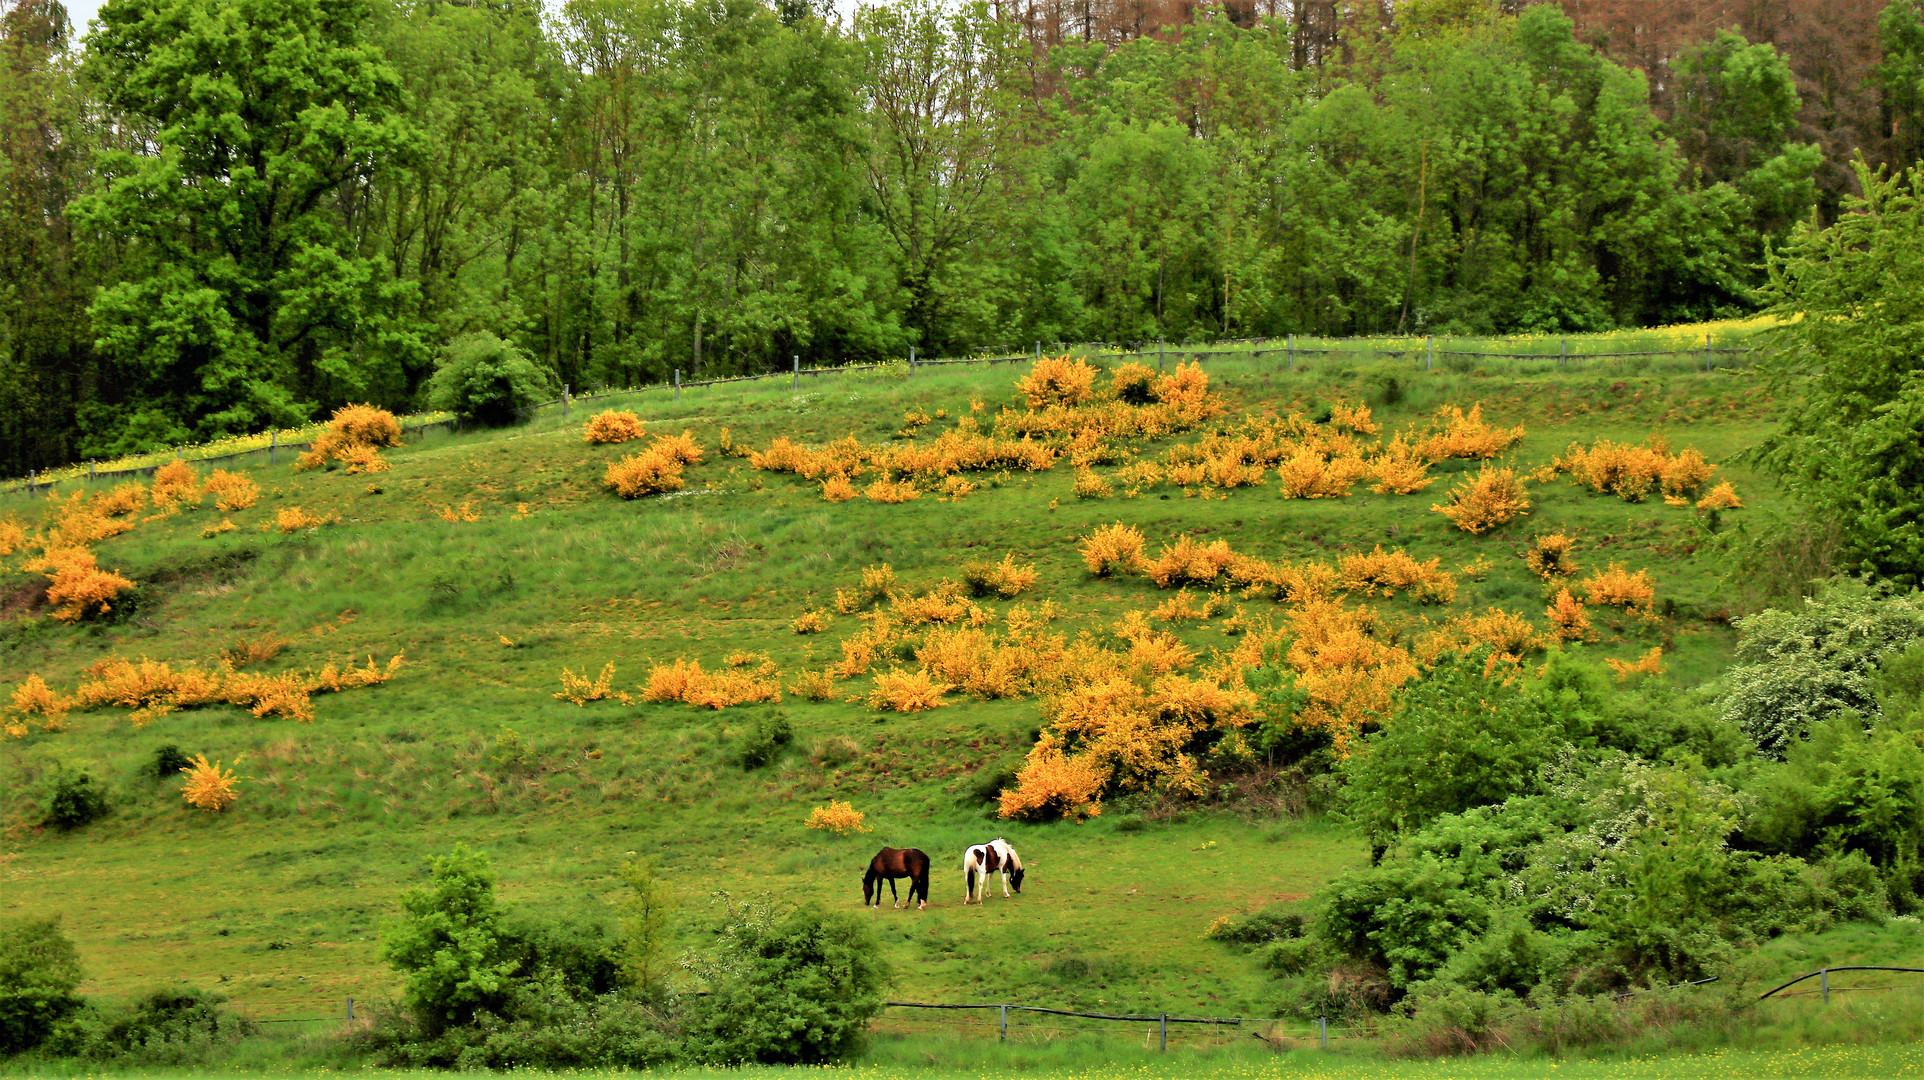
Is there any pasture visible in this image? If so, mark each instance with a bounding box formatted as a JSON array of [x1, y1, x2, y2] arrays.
[[4, 329, 1915, 1061]]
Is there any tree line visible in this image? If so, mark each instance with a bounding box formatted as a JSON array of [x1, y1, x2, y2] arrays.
[[3, 0, 1920, 472]]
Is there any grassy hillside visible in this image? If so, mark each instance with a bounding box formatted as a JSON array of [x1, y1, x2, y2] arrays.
[[2, 335, 1889, 1037]]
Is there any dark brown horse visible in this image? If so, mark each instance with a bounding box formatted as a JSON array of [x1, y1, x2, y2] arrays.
[[864, 847, 930, 909]]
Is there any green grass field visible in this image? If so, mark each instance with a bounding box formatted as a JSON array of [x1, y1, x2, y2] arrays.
[[4, 331, 1917, 1073]]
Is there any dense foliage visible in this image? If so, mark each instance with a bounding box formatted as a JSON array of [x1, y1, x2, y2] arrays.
[[0, 0, 1849, 472], [1219, 590, 1924, 1029], [370, 846, 888, 1068]]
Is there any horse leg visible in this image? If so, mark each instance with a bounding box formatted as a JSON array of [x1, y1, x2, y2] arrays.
[[1001, 870, 1012, 898], [891, 877, 901, 908]]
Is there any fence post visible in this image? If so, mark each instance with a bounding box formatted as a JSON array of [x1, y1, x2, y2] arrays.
[[1705, 331, 1712, 372], [1319, 1016, 1328, 1048], [999, 1004, 1007, 1041], [563, 383, 570, 418], [88, 460, 95, 482], [346, 997, 354, 1021], [1560, 339, 1567, 368], [1158, 338, 1165, 372], [1287, 333, 1295, 370], [675, 369, 681, 403], [177, 446, 184, 461], [1426, 334, 1433, 370], [1159, 1013, 1167, 1052], [909, 345, 916, 373], [1034, 341, 1040, 363], [270, 431, 276, 465], [26, 469, 33, 492], [792, 354, 799, 391], [1821, 968, 1830, 1005]]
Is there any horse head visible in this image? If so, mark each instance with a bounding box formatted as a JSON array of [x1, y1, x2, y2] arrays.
[[1010, 865, 1025, 893], [862, 866, 878, 906]]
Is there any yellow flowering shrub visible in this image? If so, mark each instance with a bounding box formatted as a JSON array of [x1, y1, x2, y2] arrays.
[[437, 501, 480, 523], [1553, 437, 1717, 502], [180, 753, 241, 812], [786, 669, 837, 701], [27, 546, 135, 622], [0, 517, 25, 557], [1420, 404, 1524, 460], [604, 447, 685, 497], [1338, 546, 1455, 602], [1146, 534, 1235, 588], [8, 674, 70, 733], [297, 404, 403, 472], [652, 429, 704, 465], [1606, 647, 1665, 682], [1330, 400, 1380, 435], [938, 475, 977, 500], [805, 800, 871, 834], [338, 444, 390, 474], [151, 460, 204, 511], [821, 475, 858, 502], [1581, 562, 1656, 613], [43, 491, 133, 546], [1525, 533, 1581, 578], [867, 668, 951, 712], [202, 470, 260, 511], [1697, 481, 1743, 511], [791, 609, 829, 634], [584, 410, 646, 444], [1546, 588, 1593, 641], [555, 662, 630, 706], [270, 506, 335, 532], [1079, 522, 1146, 576], [1072, 468, 1113, 499], [641, 658, 780, 709], [1432, 465, 1530, 534], [961, 553, 1037, 598], [1016, 355, 1100, 408], [1277, 449, 1366, 499], [998, 749, 1106, 822], [96, 482, 148, 517], [1368, 434, 1434, 494], [863, 477, 919, 503]]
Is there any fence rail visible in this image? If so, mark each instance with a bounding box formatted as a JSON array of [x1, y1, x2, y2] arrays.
[[3, 330, 1766, 498], [1758, 967, 1924, 1003]]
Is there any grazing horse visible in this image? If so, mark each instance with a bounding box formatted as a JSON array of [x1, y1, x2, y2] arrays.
[[864, 847, 931, 910], [961, 838, 1025, 904]]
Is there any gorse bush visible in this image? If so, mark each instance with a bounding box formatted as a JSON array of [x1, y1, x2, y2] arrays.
[[583, 409, 645, 444], [1432, 465, 1530, 534], [296, 404, 403, 472], [26, 546, 135, 623]]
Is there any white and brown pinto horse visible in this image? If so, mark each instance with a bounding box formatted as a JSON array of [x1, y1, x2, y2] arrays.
[[961, 839, 1025, 904]]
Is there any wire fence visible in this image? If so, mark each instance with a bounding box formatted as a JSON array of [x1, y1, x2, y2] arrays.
[[223, 969, 1924, 1052], [2, 329, 1767, 499]]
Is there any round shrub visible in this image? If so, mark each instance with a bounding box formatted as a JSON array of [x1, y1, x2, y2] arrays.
[[39, 763, 110, 830], [427, 333, 554, 426], [0, 917, 84, 1054], [684, 899, 890, 1065]]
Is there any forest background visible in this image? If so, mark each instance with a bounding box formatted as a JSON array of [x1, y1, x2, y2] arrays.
[[3, 0, 1922, 476]]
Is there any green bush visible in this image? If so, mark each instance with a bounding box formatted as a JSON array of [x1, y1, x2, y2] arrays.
[[426, 332, 554, 426], [1718, 580, 1924, 755], [683, 896, 891, 1065], [151, 744, 190, 780], [43, 985, 251, 1064], [38, 763, 110, 830], [0, 917, 84, 1054], [734, 711, 793, 769], [378, 845, 520, 1035], [1342, 655, 1565, 849]]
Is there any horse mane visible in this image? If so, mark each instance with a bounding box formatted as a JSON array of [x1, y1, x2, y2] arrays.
[[993, 838, 1022, 870]]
